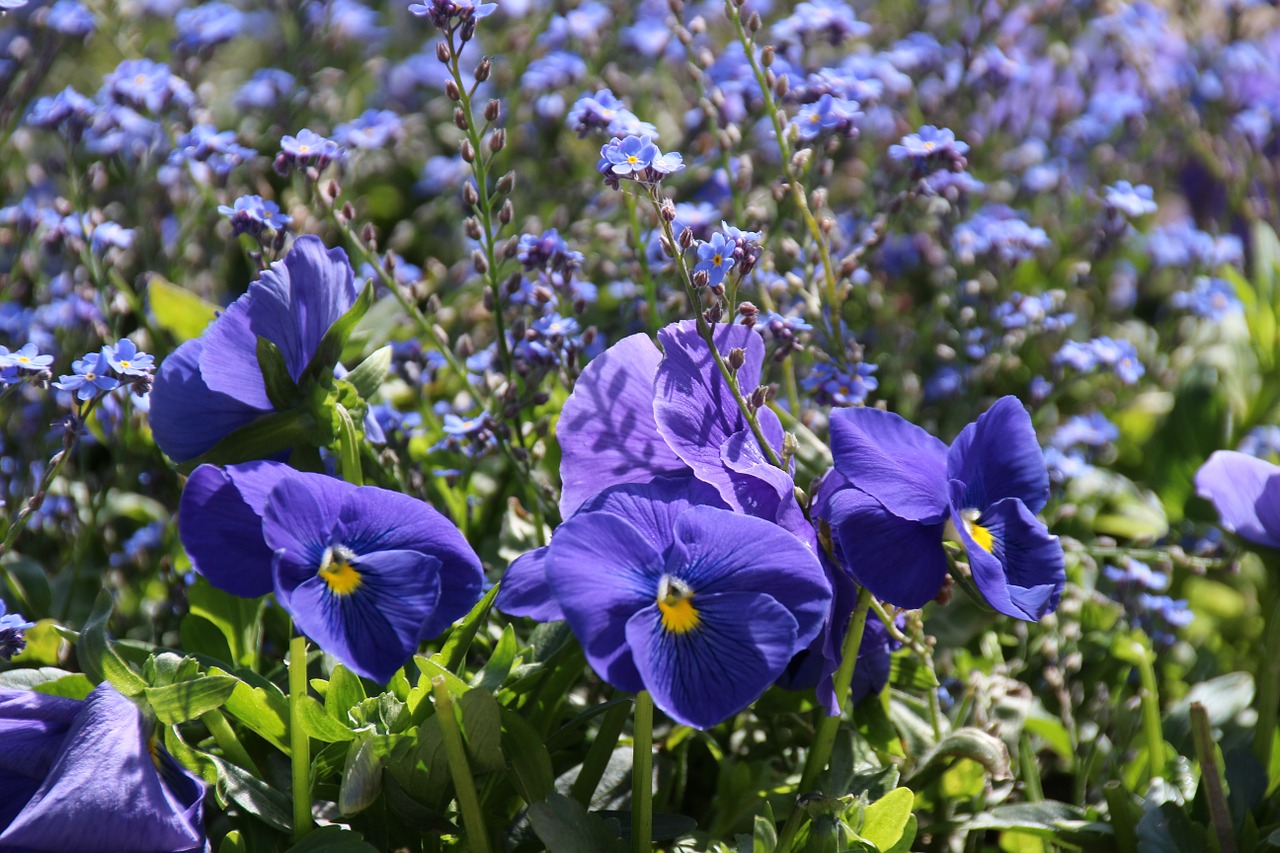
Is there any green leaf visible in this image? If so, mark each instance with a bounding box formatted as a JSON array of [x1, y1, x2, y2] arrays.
[[751, 801, 778, 853], [300, 695, 357, 742], [186, 580, 263, 669], [1163, 672, 1255, 754], [324, 665, 367, 724], [885, 815, 917, 853], [210, 754, 294, 832], [300, 281, 374, 388], [339, 735, 383, 817], [888, 650, 939, 691], [343, 345, 391, 399], [527, 793, 626, 853], [0, 666, 82, 691], [473, 623, 519, 692], [217, 830, 247, 853], [179, 408, 316, 471], [283, 826, 379, 853], [145, 676, 238, 724], [860, 787, 914, 851], [500, 708, 555, 805], [77, 589, 147, 696], [148, 275, 219, 342], [12, 620, 64, 666], [31, 672, 95, 699], [257, 336, 302, 410], [179, 614, 235, 667], [436, 584, 498, 675], [334, 403, 363, 484], [962, 801, 1093, 838], [457, 689, 504, 774], [221, 676, 290, 752], [2, 554, 51, 618]]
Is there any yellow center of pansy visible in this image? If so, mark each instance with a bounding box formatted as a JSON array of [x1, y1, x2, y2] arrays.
[[657, 575, 700, 634], [961, 508, 994, 553], [318, 545, 362, 596]]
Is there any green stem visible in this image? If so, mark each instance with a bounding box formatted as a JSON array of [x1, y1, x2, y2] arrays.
[[799, 585, 874, 793], [1191, 702, 1238, 853], [432, 677, 492, 852], [202, 709, 260, 775], [571, 698, 633, 806], [288, 633, 312, 841], [1255, 579, 1280, 771], [632, 691, 654, 853], [773, 798, 810, 853], [1133, 639, 1166, 784], [624, 191, 660, 335]]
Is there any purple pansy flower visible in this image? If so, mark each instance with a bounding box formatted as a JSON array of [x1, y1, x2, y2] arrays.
[[817, 396, 1064, 621], [1195, 451, 1280, 548], [0, 683, 206, 852], [149, 236, 357, 462], [497, 477, 831, 729], [178, 461, 484, 682]]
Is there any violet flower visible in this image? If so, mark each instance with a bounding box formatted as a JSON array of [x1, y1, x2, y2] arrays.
[[178, 460, 484, 682], [1195, 451, 1280, 548], [0, 683, 206, 852]]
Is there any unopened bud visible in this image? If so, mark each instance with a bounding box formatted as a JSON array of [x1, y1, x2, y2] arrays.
[[445, 79, 460, 100], [460, 139, 475, 162], [489, 128, 506, 153], [436, 41, 451, 63], [782, 432, 800, 460], [728, 347, 746, 370], [762, 45, 775, 67], [484, 99, 500, 122], [497, 170, 516, 193], [475, 58, 491, 82], [660, 235, 676, 257], [471, 249, 488, 274], [456, 334, 474, 358], [503, 236, 520, 258], [678, 226, 694, 249], [748, 11, 761, 31], [464, 217, 483, 239], [774, 74, 789, 98], [505, 272, 523, 294], [425, 294, 441, 314], [749, 385, 769, 410], [361, 222, 377, 249], [341, 201, 356, 223], [454, 107, 468, 130], [499, 198, 513, 224], [325, 180, 340, 202], [463, 181, 479, 206], [660, 198, 677, 221], [482, 289, 494, 311]]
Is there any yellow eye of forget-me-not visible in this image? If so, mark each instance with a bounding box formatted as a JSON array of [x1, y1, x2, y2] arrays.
[[319, 544, 362, 596], [657, 575, 700, 634]]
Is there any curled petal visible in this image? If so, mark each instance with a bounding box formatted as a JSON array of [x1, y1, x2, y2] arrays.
[[150, 338, 271, 462], [495, 546, 563, 622], [947, 396, 1050, 514], [1194, 451, 1280, 548], [829, 406, 948, 523]]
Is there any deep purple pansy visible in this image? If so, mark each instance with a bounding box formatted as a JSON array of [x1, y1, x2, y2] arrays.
[[496, 476, 831, 729], [150, 235, 358, 462], [179, 461, 484, 682], [557, 320, 808, 543], [1195, 451, 1280, 548], [817, 396, 1064, 621], [0, 683, 206, 852]]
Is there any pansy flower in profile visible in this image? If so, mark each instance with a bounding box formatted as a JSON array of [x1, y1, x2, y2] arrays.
[[150, 235, 358, 463], [816, 396, 1064, 621], [1195, 451, 1280, 548], [0, 683, 206, 852], [497, 476, 831, 729], [178, 460, 484, 682]]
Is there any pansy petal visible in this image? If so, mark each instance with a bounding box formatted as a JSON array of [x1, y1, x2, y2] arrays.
[[246, 236, 359, 381], [335, 486, 483, 639], [667, 506, 830, 649], [653, 321, 768, 508], [951, 487, 1065, 621], [197, 289, 273, 408], [720, 420, 812, 546], [947, 396, 1050, 514], [1195, 451, 1280, 548], [0, 684, 205, 853], [495, 546, 564, 622], [0, 690, 79, 780], [821, 486, 948, 609], [179, 461, 292, 598], [278, 549, 442, 683], [546, 513, 664, 694], [775, 549, 857, 715], [578, 474, 728, 554], [829, 406, 949, 523], [261, 472, 348, 570], [557, 333, 688, 517], [626, 591, 798, 730], [150, 338, 271, 462]]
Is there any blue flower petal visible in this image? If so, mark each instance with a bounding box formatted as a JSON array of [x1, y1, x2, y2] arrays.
[[0, 690, 80, 830], [261, 472, 346, 570], [150, 338, 271, 462], [495, 546, 564, 621], [545, 512, 664, 694], [950, 486, 1065, 621], [666, 506, 830, 651], [625, 591, 798, 729], [179, 462, 288, 598], [0, 684, 205, 852], [335, 484, 483, 640], [277, 549, 443, 683], [947, 396, 1049, 514], [1195, 451, 1280, 548], [821, 485, 948, 609], [557, 333, 689, 517], [829, 406, 949, 523], [577, 474, 727, 555]]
